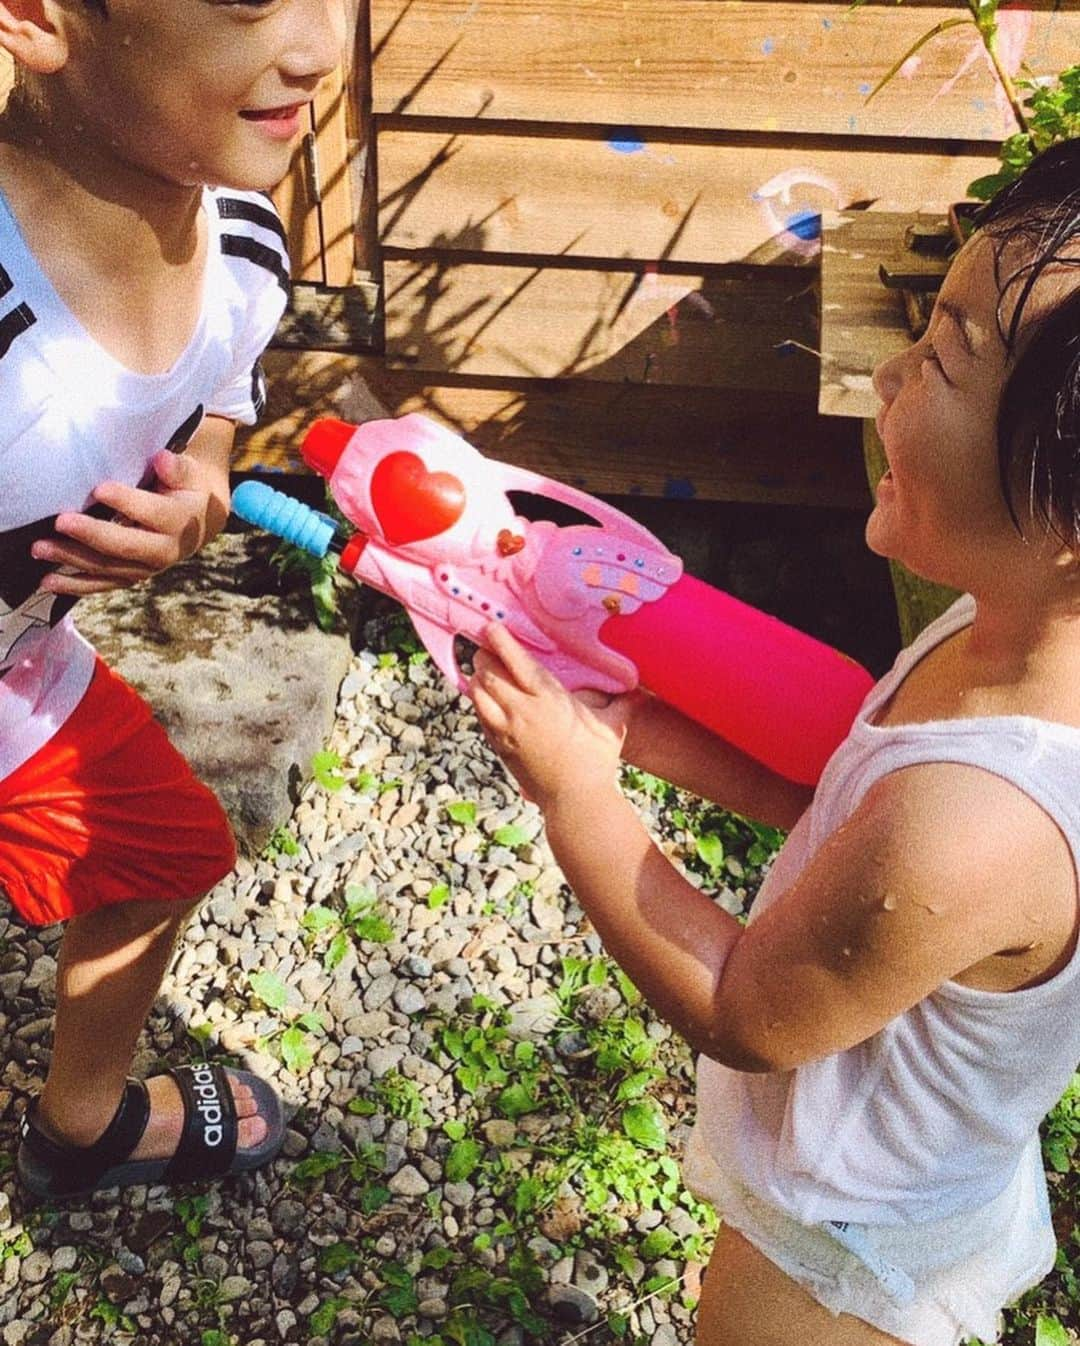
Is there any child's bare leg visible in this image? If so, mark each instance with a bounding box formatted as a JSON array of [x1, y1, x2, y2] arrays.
[[697, 1226, 907, 1346], [36, 898, 266, 1157]]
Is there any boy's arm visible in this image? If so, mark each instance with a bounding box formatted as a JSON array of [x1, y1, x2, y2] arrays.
[[33, 415, 236, 595], [621, 692, 815, 831]]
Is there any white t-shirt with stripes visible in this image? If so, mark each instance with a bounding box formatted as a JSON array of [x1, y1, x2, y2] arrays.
[[0, 187, 288, 783]]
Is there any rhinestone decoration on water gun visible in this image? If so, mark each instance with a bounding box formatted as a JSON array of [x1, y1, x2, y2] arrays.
[[232, 415, 874, 786]]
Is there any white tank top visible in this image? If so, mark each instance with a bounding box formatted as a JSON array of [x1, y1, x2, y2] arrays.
[[693, 594, 1080, 1227]]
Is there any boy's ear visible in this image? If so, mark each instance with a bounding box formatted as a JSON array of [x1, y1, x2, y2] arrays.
[[0, 0, 70, 76]]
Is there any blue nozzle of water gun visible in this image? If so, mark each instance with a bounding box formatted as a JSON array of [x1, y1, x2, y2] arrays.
[[231, 481, 339, 558]]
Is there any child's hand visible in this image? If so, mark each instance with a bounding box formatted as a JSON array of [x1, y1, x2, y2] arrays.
[[33, 449, 230, 597], [469, 622, 633, 808]]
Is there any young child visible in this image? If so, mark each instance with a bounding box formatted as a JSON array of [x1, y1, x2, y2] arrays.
[[0, 0, 343, 1198], [470, 138, 1080, 1346]]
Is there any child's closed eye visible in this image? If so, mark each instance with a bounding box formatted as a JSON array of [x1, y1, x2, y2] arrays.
[[923, 342, 952, 384]]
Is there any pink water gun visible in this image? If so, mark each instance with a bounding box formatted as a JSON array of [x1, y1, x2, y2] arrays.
[[233, 414, 874, 785]]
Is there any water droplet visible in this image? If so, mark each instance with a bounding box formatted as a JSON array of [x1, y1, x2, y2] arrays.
[[881, 894, 897, 911], [841, 946, 852, 958]]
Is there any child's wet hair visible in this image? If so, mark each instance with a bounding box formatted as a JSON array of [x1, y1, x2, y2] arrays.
[[974, 140, 1080, 549]]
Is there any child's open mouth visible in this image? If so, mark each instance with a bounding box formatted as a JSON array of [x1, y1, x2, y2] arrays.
[[239, 104, 306, 141]]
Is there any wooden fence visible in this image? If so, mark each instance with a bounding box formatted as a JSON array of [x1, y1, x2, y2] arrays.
[[2, 3, 1076, 505]]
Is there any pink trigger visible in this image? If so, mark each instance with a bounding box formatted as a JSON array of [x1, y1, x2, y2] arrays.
[[370, 452, 466, 544]]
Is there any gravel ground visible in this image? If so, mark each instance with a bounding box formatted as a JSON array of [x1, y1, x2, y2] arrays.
[[0, 595, 782, 1346]]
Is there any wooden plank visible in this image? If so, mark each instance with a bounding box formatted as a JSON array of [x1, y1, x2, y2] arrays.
[[271, 278, 381, 351], [378, 128, 995, 265], [819, 210, 923, 419], [272, 113, 325, 283], [272, 58, 358, 284], [236, 351, 869, 508], [312, 64, 358, 286], [371, 1, 1075, 141], [383, 258, 821, 391]]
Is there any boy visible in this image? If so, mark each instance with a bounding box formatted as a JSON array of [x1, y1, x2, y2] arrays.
[[0, 0, 344, 1198]]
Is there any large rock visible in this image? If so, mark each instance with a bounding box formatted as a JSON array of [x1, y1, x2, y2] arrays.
[[76, 528, 355, 856]]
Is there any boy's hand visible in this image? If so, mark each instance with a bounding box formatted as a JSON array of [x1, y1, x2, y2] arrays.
[[33, 450, 231, 596], [469, 622, 633, 808], [32, 413, 237, 596]]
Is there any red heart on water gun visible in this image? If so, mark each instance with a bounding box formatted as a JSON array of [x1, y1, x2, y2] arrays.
[[370, 452, 466, 545]]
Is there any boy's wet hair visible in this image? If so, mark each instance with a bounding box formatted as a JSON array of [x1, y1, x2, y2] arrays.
[[975, 140, 1080, 550]]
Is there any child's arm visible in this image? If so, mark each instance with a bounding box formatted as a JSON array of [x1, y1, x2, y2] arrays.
[[33, 415, 235, 596], [471, 624, 1072, 1071], [620, 691, 815, 831]]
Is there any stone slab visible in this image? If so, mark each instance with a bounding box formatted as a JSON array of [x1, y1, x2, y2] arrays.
[[76, 530, 355, 856]]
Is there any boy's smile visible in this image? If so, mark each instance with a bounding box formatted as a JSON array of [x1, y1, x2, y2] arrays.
[[238, 102, 308, 143]]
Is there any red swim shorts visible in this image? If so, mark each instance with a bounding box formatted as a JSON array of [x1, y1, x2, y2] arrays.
[[0, 659, 236, 927]]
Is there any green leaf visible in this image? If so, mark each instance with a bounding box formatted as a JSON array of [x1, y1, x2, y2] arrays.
[[616, 1070, 657, 1102], [319, 1242, 361, 1274], [694, 833, 725, 871], [311, 749, 347, 792], [380, 1262, 419, 1317], [492, 823, 530, 848], [587, 959, 609, 987], [348, 1096, 378, 1116], [641, 1227, 678, 1259], [354, 914, 395, 944], [302, 904, 339, 935], [264, 824, 300, 858], [248, 970, 289, 1011], [446, 801, 477, 827], [280, 1025, 316, 1073], [325, 930, 351, 970], [622, 1099, 668, 1151], [512, 1176, 545, 1216], [360, 1183, 392, 1214], [422, 1246, 456, 1270], [613, 966, 642, 1005], [498, 1082, 540, 1119], [291, 1151, 347, 1183], [446, 1138, 483, 1183], [427, 883, 451, 910], [1035, 1316, 1071, 1346], [309, 1297, 350, 1336]]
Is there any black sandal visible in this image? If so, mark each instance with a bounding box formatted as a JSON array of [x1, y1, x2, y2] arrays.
[[16, 1063, 285, 1201]]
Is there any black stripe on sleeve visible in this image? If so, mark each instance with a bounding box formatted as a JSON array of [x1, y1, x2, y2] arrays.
[[0, 303, 36, 360], [220, 234, 290, 293], [216, 196, 290, 249], [251, 361, 267, 420]]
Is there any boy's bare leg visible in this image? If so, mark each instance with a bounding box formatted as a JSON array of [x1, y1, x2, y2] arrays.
[[696, 1226, 907, 1346], [36, 899, 266, 1157]]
